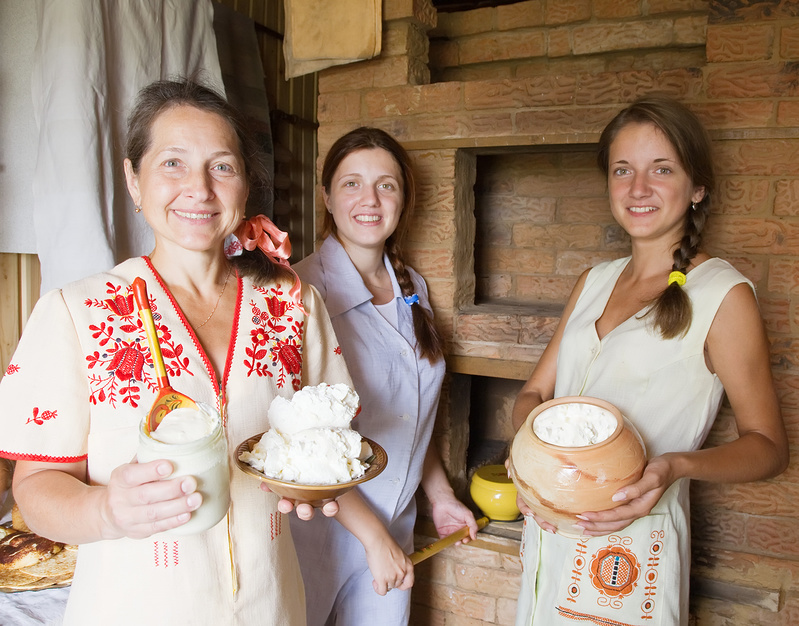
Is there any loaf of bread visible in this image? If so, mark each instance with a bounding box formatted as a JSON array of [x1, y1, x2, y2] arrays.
[[0, 490, 78, 591], [0, 530, 63, 570]]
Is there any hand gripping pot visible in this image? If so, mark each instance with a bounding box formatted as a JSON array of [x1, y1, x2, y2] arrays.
[[508, 396, 646, 537]]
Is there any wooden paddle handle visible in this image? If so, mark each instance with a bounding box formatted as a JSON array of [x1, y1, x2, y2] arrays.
[[131, 277, 168, 384], [409, 516, 489, 565]]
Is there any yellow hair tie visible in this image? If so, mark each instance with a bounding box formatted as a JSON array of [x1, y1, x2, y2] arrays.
[[668, 270, 686, 287]]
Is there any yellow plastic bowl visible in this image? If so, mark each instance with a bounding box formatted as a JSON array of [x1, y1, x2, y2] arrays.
[[469, 464, 520, 521]]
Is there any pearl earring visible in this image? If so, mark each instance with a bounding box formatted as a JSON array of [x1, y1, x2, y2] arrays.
[[135, 204, 142, 213], [691, 201, 697, 211]]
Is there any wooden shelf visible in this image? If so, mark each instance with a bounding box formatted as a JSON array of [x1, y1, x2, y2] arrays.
[[445, 355, 533, 381]]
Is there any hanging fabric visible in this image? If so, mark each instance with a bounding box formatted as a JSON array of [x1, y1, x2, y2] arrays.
[[31, 0, 224, 293], [283, 0, 382, 79]]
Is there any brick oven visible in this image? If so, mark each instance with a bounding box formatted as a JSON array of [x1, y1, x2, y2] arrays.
[[315, 1, 799, 623]]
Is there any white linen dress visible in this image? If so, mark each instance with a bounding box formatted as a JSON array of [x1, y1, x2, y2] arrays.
[[0, 256, 351, 625], [515, 256, 752, 626], [290, 236, 446, 625]]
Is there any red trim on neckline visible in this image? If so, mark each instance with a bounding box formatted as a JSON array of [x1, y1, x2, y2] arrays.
[[222, 272, 242, 401], [141, 257, 239, 419]]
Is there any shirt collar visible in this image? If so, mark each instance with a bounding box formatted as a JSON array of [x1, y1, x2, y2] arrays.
[[318, 237, 401, 317]]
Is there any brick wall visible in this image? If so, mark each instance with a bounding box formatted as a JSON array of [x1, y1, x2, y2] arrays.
[[316, 0, 799, 623]]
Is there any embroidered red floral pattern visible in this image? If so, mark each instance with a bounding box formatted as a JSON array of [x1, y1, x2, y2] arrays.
[[26, 407, 58, 425], [5, 363, 20, 376], [244, 285, 304, 389], [85, 281, 193, 408]]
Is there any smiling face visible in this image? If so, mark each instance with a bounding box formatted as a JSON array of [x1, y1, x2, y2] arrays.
[[124, 104, 248, 257], [607, 122, 705, 247], [323, 147, 404, 254]]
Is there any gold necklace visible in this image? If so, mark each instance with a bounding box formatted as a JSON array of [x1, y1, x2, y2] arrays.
[[195, 265, 233, 329]]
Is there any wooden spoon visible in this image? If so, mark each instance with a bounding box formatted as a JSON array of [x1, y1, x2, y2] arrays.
[[131, 277, 196, 433], [408, 516, 489, 564]]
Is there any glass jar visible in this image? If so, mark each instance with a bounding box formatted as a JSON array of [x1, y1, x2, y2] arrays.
[[137, 413, 230, 535]]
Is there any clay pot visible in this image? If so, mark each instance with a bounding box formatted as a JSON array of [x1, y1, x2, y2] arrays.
[[508, 396, 646, 538], [469, 464, 520, 521]]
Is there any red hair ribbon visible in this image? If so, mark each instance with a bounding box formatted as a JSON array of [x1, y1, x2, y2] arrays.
[[234, 215, 307, 314]]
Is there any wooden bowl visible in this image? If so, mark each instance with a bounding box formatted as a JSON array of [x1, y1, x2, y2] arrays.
[[235, 434, 387, 507]]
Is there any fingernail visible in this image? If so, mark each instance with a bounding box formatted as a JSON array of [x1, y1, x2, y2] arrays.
[[575, 514, 589, 521], [186, 493, 202, 510], [546, 528, 556, 534], [181, 478, 195, 494], [612, 492, 627, 502], [157, 463, 172, 477], [177, 512, 191, 523]]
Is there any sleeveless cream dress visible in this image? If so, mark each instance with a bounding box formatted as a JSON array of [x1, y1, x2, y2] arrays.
[[515, 257, 752, 626]]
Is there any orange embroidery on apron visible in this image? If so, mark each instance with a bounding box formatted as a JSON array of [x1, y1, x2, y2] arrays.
[[556, 606, 637, 625], [641, 530, 665, 619], [566, 537, 590, 603], [590, 541, 640, 603]]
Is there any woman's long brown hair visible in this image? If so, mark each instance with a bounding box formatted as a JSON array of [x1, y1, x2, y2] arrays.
[[597, 96, 715, 339], [320, 127, 444, 361]]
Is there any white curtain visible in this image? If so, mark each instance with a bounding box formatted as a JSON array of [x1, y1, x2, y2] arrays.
[[32, 0, 224, 293]]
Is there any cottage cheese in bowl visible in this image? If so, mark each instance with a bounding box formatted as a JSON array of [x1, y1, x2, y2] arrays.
[[239, 383, 369, 485], [533, 402, 618, 447]]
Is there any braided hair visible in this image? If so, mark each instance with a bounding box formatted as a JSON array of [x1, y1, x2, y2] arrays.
[[597, 96, 715, 339], [320, 127, 444, 361]]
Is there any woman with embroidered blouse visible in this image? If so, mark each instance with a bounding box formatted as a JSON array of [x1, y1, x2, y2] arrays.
[[0, 80, 401, 625], [511, 96, 788, 625]]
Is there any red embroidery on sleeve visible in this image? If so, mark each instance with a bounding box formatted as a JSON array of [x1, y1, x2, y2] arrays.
[[334, 346, 342, 355], [5, 363, 20, 375], [26, 407, 58, 425]]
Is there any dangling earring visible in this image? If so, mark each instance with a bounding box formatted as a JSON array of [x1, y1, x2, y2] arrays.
[[691, 201, 697, 212], [135, 204, 142, 213]]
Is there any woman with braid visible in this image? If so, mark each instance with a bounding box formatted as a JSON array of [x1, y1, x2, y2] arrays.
[[511, 96, 788, 625], [292, 127, 478, 625]]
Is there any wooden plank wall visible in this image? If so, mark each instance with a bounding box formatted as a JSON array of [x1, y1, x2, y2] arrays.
[[0, 254, 40, 374], [218, 0, 319, 260]]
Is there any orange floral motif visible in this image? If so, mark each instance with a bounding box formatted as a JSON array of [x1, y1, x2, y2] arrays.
[[589, 542, 640, 599]]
